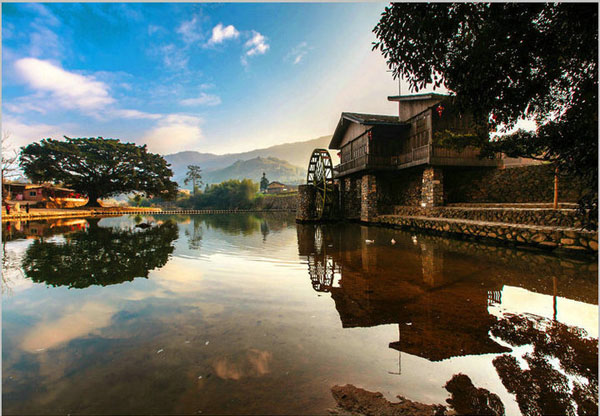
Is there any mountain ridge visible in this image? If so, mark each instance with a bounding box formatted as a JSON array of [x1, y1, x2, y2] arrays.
[[165, 135, 336, 187]]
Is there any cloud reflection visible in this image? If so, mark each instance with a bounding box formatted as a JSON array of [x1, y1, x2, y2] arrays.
[[21, 302, 115, 353], [213, 349, 272, 380]]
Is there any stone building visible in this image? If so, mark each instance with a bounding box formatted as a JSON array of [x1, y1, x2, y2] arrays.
[[329, 93, 505, 222]]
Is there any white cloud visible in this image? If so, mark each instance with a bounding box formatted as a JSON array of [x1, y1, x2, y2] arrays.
[[15, 58, 115, 111], [140, 114, 204, 154], [1, 115, 78, 149], [177, 14, 203, 44], [245, 31, 269, 57], [285, 42, 310, 65], [111, 109, 163, 120], [157, 44, 189, 70], [208, 23, 239, 45], [180, 93, 221, 106], [148, 24, 165, 36]]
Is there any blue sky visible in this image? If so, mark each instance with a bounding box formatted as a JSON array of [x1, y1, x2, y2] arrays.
[[3, 3, 417, 155]]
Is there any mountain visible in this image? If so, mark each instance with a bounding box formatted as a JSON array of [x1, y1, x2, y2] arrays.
[[165, 135, 336, 187], [203, 157, 305, 186]]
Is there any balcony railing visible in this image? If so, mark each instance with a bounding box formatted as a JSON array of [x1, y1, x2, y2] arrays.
[[335, 144, 500, 176]]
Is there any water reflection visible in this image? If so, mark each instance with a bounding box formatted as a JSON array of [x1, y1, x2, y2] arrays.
[[492, 314, 598, 415], [21, 219, 178, 288], [2, 215, 596, 415], [297, 223, 598, 413], [2, 218, 89, 242]]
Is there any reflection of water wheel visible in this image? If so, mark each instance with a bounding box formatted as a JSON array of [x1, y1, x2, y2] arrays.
[[314, 226, 323, 254], [307, 149, 334, 220]]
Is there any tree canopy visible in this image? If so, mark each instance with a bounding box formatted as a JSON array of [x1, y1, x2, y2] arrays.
[[260, 172, 269, 192], [184, 164, 203, 195], [20, 137, 178, 206], [373, 3, 597, 213], [183, 179, 258, 210]]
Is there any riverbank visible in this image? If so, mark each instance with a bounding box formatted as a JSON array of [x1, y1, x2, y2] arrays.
[[1, 207, 295, 222]]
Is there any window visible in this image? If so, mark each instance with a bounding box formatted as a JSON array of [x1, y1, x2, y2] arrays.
[[29, 191, 37, 197]]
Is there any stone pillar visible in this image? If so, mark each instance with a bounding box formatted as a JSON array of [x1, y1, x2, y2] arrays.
[[360, 174, 378, 222], [296, 184, 316, 222], [421, 167, 444, 207]]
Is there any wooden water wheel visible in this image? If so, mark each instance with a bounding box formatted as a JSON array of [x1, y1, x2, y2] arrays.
[[306, 149, 335, 220]]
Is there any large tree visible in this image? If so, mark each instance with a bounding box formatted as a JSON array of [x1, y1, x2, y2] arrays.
[[20, 137, 178, 206], [373, 3, 598, 220], [184, 164, 203, 195]]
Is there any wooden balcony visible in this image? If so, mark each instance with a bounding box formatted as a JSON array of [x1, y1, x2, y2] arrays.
[[334, 145, 501, 177]]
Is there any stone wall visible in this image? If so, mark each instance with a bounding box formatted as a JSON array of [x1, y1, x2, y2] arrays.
[[296, 185, 316, 222], [360, 174, 378, 222], [260, 194, 298, 210], [377, 168, 424, 212], [341, 176, 361, 220], [444, 164, 586, 203], [378, 215, 598, 253], [392, 206, 585, 228], [421, 167, 444, 207]]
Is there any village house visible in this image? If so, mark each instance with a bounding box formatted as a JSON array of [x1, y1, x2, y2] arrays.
[[266, 181, 295, 194], [3, 182, 88, 208], [329, 93, 545, 222]]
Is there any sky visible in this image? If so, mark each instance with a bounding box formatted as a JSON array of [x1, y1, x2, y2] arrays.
[[2, 2, 425, 156]]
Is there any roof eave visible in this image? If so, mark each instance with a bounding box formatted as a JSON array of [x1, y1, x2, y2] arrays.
[[387, 93, 448, 102]]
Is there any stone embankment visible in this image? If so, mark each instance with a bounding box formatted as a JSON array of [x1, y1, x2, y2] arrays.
[[378, 205, 597, 253], [2, 207, 295, 222], [392, 204, 584, 227]]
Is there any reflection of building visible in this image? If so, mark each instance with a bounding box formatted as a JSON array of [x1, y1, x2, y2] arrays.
[[297, 223, 510, 362], [3, 219, 88, 241], [3, 182, 88, 208]]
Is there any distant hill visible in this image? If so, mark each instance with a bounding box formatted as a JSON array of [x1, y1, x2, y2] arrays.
[[165, 135, 335, 188], [203, 157, 305, 186]]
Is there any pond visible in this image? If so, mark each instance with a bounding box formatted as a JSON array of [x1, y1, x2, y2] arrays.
[[2, 213, 598, 415]]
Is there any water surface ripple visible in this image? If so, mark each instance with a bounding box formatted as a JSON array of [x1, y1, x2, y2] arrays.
[[2, 213, 597, 415]]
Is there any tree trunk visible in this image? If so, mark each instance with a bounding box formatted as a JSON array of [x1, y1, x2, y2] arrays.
[[85, 192, 101, 207]]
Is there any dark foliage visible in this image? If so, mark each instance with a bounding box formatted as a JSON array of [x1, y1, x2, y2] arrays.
[[22, 220, 179, 288], [20, 137, 179, 206], [374, 3, 598, 226], [182, 179, 258, 210], [491, 314, 598, 415]]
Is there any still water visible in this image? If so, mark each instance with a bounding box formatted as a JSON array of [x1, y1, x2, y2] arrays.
[[2, 213, 598, 415]]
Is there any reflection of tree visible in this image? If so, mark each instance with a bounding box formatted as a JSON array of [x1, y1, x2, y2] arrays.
[[491, 314, 598, 415], [260, 220, 269, 242], [2, 240, 23, 294], [184, 217, 203, 250], [202, 214, 262, 235], [22, 220, 179, 288]]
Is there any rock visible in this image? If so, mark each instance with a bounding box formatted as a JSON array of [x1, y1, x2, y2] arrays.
[[444, 374, 505, 416], [331, 384, 446, 416]]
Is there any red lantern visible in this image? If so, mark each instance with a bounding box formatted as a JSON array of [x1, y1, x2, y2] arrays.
[[436, 104, 444, 117]]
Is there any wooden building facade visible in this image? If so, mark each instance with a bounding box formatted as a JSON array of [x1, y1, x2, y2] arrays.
[[329, 93, 504, 221]]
